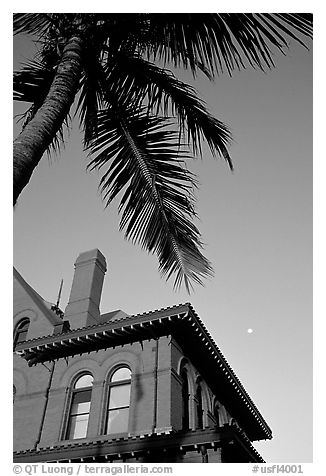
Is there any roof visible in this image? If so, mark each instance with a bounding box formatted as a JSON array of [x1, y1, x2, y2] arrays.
[[15, 302, 272, 442], [100, 309, 130, 323]]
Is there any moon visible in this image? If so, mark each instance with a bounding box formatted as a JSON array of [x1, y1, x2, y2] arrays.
[[247, 328, 253, 334]]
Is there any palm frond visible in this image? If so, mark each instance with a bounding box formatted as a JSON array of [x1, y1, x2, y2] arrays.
[[13, 13, 53, 36], [76, 54, 107, 147], [14, 59, 55, 104], [14, 59, 71, 156], [103, 53, 232, 168], [146, 13, 312, 76], [88, 106, 213, 291], [265, 13, 313, 46], [76, 16, 154, 147]]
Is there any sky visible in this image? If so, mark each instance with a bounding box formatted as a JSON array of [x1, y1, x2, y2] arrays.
[[13, 17, 312, 463]]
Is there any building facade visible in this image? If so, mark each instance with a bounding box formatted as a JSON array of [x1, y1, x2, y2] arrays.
[[13, 249, 272, 463]]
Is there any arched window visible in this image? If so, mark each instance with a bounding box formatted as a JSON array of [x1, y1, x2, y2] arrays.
[[105, 367, 131, 435], [13, 318, 30, 349], [195, 383, 204, 429], [66, 374, 93, 440], [181, 368, 189, 430]]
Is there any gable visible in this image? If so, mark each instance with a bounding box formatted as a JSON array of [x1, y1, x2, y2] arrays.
[[14, 268, 63, 341]]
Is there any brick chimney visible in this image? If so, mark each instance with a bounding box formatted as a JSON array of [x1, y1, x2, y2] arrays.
[[64, 249, 107, 329]]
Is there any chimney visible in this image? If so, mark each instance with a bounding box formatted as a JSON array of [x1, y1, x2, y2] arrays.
[[64, 249, 107, 329]]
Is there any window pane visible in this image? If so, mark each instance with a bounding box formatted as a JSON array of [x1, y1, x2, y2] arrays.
[[18, 320, 30, 331], [111, 367, 131, 382], [70, 400, 90, 416], [106, 408, 129, 434], [67, 414, 89, 439], [109, 384, 130, 409], [16, 330, 28, 344], [72, 389, 92, 404], [75, 375, 93, 389]]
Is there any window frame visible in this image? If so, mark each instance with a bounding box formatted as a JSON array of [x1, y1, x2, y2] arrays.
[[13, 318, 30, 350], [64, 372, 94, 441], [104, 366, 132, 436], [181, 367, 190, 430], [195, 382, 204, 429]]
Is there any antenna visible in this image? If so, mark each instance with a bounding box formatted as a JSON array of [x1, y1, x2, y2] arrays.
[[56, 278, 63, 308], [51, 279, 64, 318]]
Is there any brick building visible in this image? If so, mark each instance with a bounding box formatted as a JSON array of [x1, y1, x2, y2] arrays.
[[13, 249, 272, 463]]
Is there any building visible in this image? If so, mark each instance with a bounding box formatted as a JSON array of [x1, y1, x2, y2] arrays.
[[13, 249, 272, 463]]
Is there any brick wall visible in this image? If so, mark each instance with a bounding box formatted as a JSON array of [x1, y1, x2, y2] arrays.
[[14, 333, 222, 453], [20, 337, 174, 449]]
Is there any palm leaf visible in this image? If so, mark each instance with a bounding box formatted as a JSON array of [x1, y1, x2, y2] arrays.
[[76, 53, 108, 147], [88, 106, 213, 291], [13, 13, 53, 36], [103, 53, 232, 167], [14, 60, 55, 104], [145, 13, 312, 76], [14, 59, 71, 155]]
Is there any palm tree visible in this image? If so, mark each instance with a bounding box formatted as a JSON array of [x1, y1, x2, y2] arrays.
[[13, 13, 312, 291]]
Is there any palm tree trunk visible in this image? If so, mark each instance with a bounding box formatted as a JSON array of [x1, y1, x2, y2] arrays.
[[13, 35, 84, 205]]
